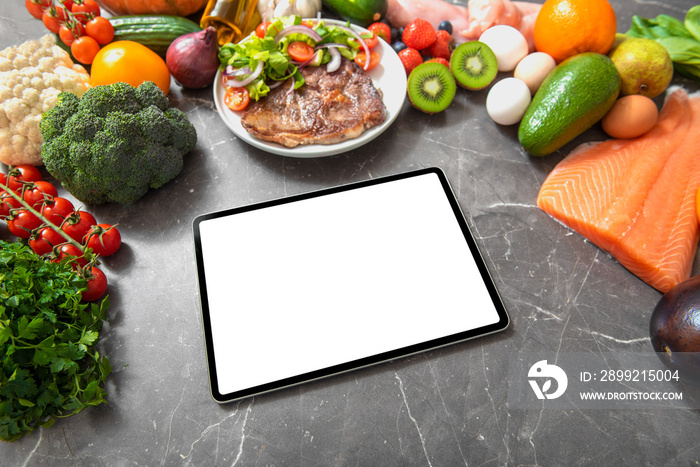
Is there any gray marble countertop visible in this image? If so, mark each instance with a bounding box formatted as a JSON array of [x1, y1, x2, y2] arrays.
[[2, 1, 700, 465]]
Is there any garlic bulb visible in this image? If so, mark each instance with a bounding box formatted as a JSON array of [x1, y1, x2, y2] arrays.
[[257, 0, 322, 21]]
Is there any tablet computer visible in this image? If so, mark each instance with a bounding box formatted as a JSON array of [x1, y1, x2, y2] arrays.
[[192, 167, 509, 403]]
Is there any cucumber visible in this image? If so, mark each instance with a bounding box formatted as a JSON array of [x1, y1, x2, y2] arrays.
[[518, 53, 621, 157], [109, 15, 203, 57], [322, 0, 388, 27]]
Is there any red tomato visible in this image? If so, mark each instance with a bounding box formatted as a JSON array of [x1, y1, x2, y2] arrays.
[[224, 86, 250, 112], [59, 21, 86, 47], [354, 49, 380, 71], [287, 41, 315, 62], [71, 35, 100, 64], [0, 192, 21, 220], [71, 0, 100, 22], [29, 227, 66, 256], [7, 210, 42, 239], [41, 196, 75, 226], [25, 0, 51, 19], [22, 180, 58, 208], [62, 210, 97, 243], [255, 21, 269, 38], [81, 266, 107, 302], [85, 16, 114, 45], [54, 243, 89, 268], [8, 164, 43, 191], [41, 9, 60, 33], [85, 223, 121, 256]]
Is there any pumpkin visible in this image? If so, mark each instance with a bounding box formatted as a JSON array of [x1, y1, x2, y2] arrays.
[[96, 0, 208, 17]]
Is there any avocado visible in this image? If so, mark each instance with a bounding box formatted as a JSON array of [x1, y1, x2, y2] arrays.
[[518, 53, 621, 157]]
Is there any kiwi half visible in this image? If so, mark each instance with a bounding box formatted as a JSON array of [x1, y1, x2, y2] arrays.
[[450, 41, 498, 90], [407, 62, 457, 114]]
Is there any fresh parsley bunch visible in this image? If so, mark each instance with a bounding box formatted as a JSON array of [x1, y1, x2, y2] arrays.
[[0, 240, 111, 442]]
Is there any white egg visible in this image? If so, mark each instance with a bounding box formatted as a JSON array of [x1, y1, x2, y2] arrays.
[[514, 52, 557, 94], [478, 25, 529, 72], [486, 77, 532, 126]]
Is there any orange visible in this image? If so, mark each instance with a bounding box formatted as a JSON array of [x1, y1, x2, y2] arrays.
[[534, 0, 617, 63], [90, 41, 171, 95]]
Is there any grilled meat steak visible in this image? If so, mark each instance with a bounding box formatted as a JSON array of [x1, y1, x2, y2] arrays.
[[240, 58, 386, 148]]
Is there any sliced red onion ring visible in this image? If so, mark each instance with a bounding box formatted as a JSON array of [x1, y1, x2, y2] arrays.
[[274, 25, 322, 45], [333, 24, 370, 70], [325, 47, 341, 73], [224, 60, 264, 87]]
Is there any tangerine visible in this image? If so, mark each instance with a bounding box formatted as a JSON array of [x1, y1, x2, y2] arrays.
[[534, 0, 617, 63], [91, 41, 171, 95]]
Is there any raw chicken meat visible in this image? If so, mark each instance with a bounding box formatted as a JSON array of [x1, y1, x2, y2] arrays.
[[386, 0, 542, 50]]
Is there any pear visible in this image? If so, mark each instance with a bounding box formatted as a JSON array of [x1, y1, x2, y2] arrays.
[[609, 37, 674, 98]]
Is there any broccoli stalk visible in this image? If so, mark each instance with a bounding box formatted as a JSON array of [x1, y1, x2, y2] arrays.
[[39, 81, 197, 205]]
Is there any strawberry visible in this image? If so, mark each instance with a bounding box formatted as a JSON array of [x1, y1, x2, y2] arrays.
[[426, 57, 450, 67], [402, 18, 437, 50], [368, 22, 392, 43], [398, 47, 423, 75], [436, 29, 452, 45], [425, 37, 451, 60]]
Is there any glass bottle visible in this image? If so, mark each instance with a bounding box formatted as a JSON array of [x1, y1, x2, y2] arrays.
[[200, 0, 261, 46]]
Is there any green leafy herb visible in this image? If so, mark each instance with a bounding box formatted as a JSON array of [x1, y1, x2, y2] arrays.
[[0, 240, 111, 442], [627, 6, 700, 82]]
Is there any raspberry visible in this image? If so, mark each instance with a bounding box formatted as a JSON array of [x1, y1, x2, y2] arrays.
[[398, 47, 423, 75], [402, 18, 437, 50]]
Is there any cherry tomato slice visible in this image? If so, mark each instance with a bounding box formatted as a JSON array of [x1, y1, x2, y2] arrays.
[[354, 49, 381, 71], [224, 86, 250, 112], [287, 41, 315, 63]]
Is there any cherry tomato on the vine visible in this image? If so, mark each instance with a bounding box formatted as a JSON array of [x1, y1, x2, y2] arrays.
[[54, 243, 89, 268], [71, 0, 100, 21], [7, 209, 42, 239], [0, 192, 21, 220], [71, 35, 100, 64], [41, 9, 61, 33], [29, 227, 66, 256], [81, 266, 107, 302], [41, 196, 74, 226], [354, 49, 381, 71], [85, 223, 121, 256], [59, 21, 86, 47], [85, 16, 114, 45], [224, 86, 250, 112], [25, 0, 51, 19], [8, 164, 43, 191], [62, 210, 97, 243], [22, 180, 58, 208]]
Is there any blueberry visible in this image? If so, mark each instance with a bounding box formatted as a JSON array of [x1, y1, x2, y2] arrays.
[[438, 21, 453, 35], [392, 41, 407, 53]]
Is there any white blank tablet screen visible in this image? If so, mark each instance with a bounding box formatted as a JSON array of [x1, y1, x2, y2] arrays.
[[193, 168, 509, 402]]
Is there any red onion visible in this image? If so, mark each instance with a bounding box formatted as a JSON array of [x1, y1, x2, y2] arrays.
[[166, 27, 220, 89], [274, 25, 323, 44], [333, 24, 370, 70], [223, 60, 264, 87]]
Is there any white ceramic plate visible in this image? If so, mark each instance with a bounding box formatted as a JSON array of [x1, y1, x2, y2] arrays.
[[213, 19, 407, 158]]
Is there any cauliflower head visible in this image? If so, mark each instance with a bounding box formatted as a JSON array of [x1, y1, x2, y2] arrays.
[[0, 34, 91, 166]]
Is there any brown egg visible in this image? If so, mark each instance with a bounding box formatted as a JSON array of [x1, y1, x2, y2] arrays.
[[601, 94, 659, 139]]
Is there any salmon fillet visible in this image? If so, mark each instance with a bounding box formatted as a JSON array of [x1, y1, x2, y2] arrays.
[[537, 88, 700, 292]]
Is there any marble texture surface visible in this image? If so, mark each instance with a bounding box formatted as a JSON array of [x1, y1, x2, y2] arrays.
[[2, 1, 700, 465]]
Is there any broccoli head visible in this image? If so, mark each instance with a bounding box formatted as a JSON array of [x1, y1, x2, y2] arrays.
[[40, 81, 197, 205]]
